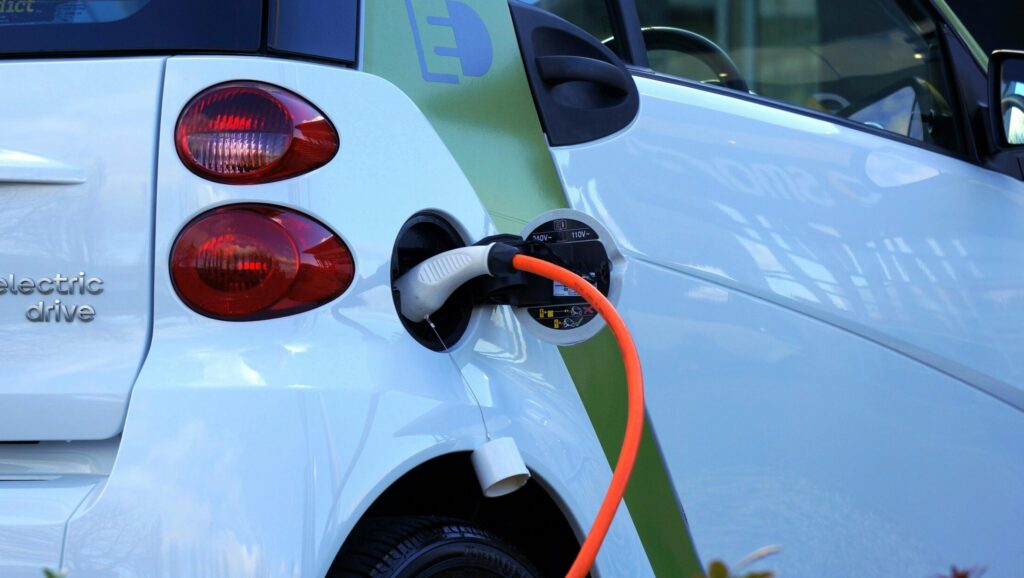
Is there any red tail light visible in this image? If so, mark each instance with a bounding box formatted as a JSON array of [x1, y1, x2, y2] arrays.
[[171, 204, 354, 320], [175, 81, 338, 184]]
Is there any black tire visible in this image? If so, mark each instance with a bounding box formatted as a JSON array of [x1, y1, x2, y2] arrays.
[[333, 516, 541, 578]]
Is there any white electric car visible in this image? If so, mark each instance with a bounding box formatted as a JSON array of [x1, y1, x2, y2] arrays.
[[2, 0, 1023, 577]]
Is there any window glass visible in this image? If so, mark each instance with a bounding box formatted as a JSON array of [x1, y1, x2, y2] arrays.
[[0, 0, 149, 26], [525, 0, 616, 45], [268, 0, 358, 63], [0, 0, 262, 54], [635, 0, 960, 152]]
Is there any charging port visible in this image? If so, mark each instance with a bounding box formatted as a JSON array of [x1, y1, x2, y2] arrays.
[[391, 213, 473, 351]]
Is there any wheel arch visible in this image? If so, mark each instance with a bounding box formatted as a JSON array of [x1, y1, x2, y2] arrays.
[[328, 451, 581, 577]]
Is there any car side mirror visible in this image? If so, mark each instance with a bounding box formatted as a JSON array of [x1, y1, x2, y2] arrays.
[[988, 50, 1024, 147]]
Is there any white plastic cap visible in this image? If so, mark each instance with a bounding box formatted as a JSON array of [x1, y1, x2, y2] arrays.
[[471, 437, 530, 498]]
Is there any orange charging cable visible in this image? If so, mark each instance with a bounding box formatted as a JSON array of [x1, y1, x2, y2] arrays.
[[511, 254, 645, 578]]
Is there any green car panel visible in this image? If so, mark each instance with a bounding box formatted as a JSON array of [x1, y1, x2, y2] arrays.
[[363, 2, 703, 575]]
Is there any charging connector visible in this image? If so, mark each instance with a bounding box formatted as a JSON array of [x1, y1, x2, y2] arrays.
[[393, 243, 495, 322], [392, 242, 643, 578], [392, 238, 589, 323]]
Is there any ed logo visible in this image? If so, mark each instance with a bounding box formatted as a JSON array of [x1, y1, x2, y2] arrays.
[[405, 0, 493, 84]]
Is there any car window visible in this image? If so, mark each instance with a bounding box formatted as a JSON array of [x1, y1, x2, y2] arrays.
[[0, 0, 262, 54], [633, 0, 961, 153], [268, 0, 358, 62], [524, 0, 617, 48]]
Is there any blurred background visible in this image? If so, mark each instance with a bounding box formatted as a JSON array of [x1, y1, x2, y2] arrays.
[[535, 0, 1022, 151]]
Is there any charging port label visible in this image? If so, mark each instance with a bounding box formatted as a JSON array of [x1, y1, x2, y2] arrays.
[[552, 281, 578, 297], [524, 219, 610, 331]]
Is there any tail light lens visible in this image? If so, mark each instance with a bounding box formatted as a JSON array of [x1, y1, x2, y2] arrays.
[[171, 204, 354, 320], [175, 81, 338, 184]]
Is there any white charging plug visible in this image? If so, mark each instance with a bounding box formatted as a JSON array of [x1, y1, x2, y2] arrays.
[[393, 243, 498, 322]]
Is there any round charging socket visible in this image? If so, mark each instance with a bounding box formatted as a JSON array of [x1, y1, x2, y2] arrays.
[[391, 213, 473, 351], [514, 209, 625, 345]]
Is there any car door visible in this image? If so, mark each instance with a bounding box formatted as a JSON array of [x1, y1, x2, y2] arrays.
[[514, 0, 1024, 575]]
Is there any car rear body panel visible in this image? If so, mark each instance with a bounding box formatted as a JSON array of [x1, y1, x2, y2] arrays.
[[0, 57, 164, 441], [42, 55, 652, 577]]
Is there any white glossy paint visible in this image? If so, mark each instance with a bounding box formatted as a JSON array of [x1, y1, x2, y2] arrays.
[[552, 76, 1024, 575], [0, 477, 100, 578], [0, 56, 653, 577], [0, 58, 164, 441]]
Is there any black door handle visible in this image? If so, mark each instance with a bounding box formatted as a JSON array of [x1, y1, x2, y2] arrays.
[[511, 2, 638, 145], [535, 55, 629, 93]]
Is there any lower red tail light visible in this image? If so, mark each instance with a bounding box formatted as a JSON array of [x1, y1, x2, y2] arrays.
[[171, 204, 354, 320]]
